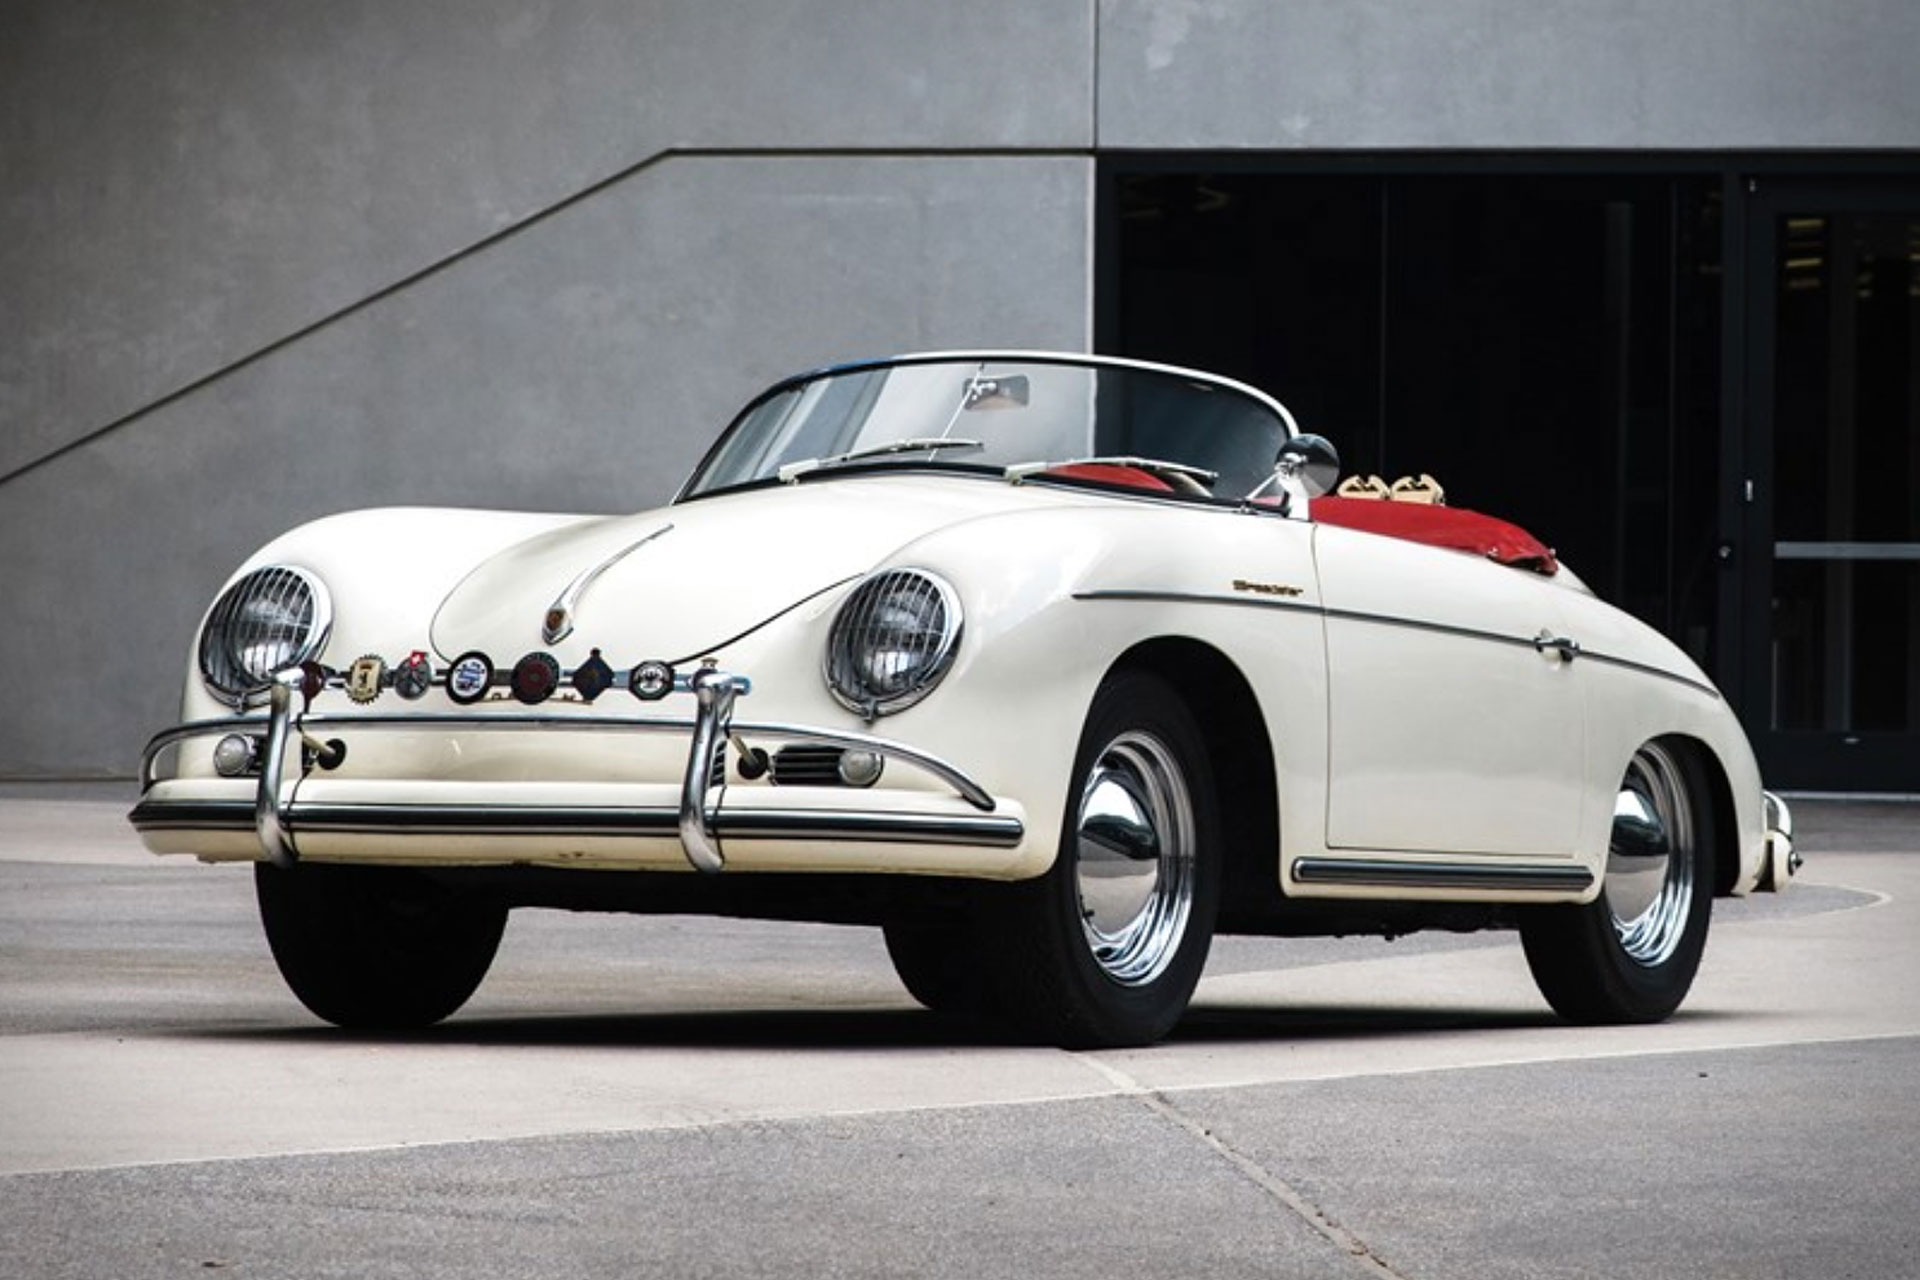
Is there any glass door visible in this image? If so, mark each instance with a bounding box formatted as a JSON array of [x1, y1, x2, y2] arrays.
[[1743, 185, 1920, 791]]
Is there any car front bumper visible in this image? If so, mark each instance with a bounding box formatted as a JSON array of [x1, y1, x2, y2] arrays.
[[131, 668, 1029, 877]]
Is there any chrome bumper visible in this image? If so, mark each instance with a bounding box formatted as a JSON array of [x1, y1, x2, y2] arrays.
[[133, 667, 1016, 874]]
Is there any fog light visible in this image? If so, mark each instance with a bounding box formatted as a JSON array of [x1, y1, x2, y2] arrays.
[[213, 734, 260, 777], [837, 749, 884, 788]]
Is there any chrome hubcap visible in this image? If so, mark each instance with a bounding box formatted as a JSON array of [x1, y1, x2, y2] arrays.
[[1605, 743, 1695, 967], [1073, 731, 1195, 986]]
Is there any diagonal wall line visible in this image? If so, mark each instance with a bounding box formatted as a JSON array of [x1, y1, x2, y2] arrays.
[[0, 144, 1090, 492]]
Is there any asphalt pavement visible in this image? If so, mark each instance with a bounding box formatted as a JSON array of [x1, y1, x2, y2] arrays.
[[2, 784, 1917, 1279]]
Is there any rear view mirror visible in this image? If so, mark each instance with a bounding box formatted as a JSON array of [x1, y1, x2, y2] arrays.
[[963, 374, 1030, 411], [1275, 433, 1341, 498]]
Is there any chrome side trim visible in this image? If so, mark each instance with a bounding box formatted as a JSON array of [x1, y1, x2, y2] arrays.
[[1292, 857, 1595, 893], [1073, 589, 1720, 699]]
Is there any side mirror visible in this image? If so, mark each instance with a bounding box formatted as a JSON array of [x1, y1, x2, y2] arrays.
[[1275, 433, 1341, 499]]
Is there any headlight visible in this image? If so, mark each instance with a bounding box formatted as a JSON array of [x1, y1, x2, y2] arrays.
[[197, 566, 332, 705], [825, 569, 962, 718]]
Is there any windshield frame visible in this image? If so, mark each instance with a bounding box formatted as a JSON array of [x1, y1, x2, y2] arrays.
[[674, 350, 1300, 505]]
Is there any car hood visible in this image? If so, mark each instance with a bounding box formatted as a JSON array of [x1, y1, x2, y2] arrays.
[[428, 476, 1050, 663]]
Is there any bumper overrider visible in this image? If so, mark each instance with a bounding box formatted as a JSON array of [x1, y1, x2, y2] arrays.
[[131, 666, 1025, 874]]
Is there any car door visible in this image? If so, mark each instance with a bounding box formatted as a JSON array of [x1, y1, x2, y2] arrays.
[[1313, 523, 1588, 857]]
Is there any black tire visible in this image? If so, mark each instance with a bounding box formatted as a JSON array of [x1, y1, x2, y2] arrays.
[[882, 917, 992, 1015], [254, 861, 507, 1029], [1520, 740, 1715, 1024], [981, 670, 1221, 1048]]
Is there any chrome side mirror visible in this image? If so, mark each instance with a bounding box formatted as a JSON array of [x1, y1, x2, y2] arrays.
[[1275, 433, 1341, 499]]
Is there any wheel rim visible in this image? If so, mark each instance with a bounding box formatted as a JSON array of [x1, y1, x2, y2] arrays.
[[1073, 730, 1196, 986], [1605, 742, 1696, 967]]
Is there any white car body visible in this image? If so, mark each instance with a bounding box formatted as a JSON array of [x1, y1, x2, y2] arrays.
[[132, 352, 1796, 1046]]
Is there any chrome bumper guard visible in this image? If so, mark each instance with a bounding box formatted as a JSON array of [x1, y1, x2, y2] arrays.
[[136, 666, 1012, 874], [1762, 790, 1800, 891]]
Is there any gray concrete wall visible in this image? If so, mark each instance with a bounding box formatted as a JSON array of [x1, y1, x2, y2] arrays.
[[1097, 0, 1920, 148], [5, 0, 1916, 774], [0, 1, 1093, 776]]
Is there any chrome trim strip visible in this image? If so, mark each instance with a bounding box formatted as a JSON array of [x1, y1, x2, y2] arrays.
[[129, 799, 1024, 849], [1074, 587, 1320, 619], [1293, 857, 1594, 893], [542, 522, 673, 644], [1074, 589, 1720, 698], [1576, 649, 1720, 698]]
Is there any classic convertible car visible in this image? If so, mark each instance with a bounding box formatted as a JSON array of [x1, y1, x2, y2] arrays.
[[131, 352, 1797, 1047]]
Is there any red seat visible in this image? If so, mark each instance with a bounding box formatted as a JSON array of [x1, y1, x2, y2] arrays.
[[1042, 463, 1176, 492]]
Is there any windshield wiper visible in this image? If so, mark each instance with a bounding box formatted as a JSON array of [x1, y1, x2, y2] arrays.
[[1004, 456, 1219, 494], [777, 437, 984, 484]]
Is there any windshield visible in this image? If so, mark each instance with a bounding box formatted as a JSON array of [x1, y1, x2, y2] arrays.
[[680, 356, 1292, 501]]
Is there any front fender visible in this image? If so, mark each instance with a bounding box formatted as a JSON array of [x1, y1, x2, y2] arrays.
[[178, 507, 593, 722]]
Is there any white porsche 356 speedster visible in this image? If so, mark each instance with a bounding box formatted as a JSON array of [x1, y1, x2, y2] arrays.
[[132, 352, 1797, 1047]]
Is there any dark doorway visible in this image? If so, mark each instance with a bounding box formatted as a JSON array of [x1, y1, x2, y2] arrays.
[[1740, 183, 1920, 790], [1103, 168, 1726, 670]]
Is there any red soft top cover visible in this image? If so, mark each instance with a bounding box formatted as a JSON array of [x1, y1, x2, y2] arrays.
[[1309, 496, 1559, 576]]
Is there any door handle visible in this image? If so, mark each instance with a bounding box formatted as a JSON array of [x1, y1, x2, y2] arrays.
[[1533, 631, 1581, 662]]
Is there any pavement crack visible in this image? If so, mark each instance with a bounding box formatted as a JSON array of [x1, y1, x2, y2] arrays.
[[1081, 1056, 1410, 1280]]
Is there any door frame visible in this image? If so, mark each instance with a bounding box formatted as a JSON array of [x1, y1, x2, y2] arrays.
[[1732, 177, 1920, 791]]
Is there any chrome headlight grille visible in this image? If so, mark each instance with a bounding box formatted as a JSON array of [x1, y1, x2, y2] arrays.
[[198, 566, 332, 704], [825, 569, 961, 718]]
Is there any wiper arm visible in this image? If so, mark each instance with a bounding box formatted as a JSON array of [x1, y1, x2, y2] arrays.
[[777, 437, 984, 484]]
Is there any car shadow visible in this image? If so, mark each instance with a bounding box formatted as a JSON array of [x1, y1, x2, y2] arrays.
[[166, 997, 1731, 1051]]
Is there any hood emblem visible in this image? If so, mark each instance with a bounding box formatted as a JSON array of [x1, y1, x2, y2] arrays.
[[542, 523, 674, 644]]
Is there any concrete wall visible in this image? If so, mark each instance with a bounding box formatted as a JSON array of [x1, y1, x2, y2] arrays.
[[1097, 0, 1920, 148], [5, 0, 1917, 774], [0, 2, 1094, 775]]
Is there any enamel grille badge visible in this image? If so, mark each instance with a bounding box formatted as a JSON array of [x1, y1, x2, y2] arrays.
[[629, 660, 675, 702], [573, 649, 615, 703], [346, 655, 387, 704], [447, 651, 495, 705], [511, 652, 562, 705], [393, 650, 434, 701]]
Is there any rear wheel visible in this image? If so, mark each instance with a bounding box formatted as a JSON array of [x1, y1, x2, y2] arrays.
[[1520, 740, 1714, 1024], [255, 862, 506, 1029], [982, 670, 1220, 1048]]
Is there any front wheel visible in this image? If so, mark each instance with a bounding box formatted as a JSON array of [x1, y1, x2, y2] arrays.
[[1520, 740, 1714, 1024], [255, 862, 507, 1029], [982, 670, 1221, 1048], [883, 917, 991, 1016]]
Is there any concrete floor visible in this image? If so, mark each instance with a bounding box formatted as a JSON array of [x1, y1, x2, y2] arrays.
[[2, 787, 1916, 1278]]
